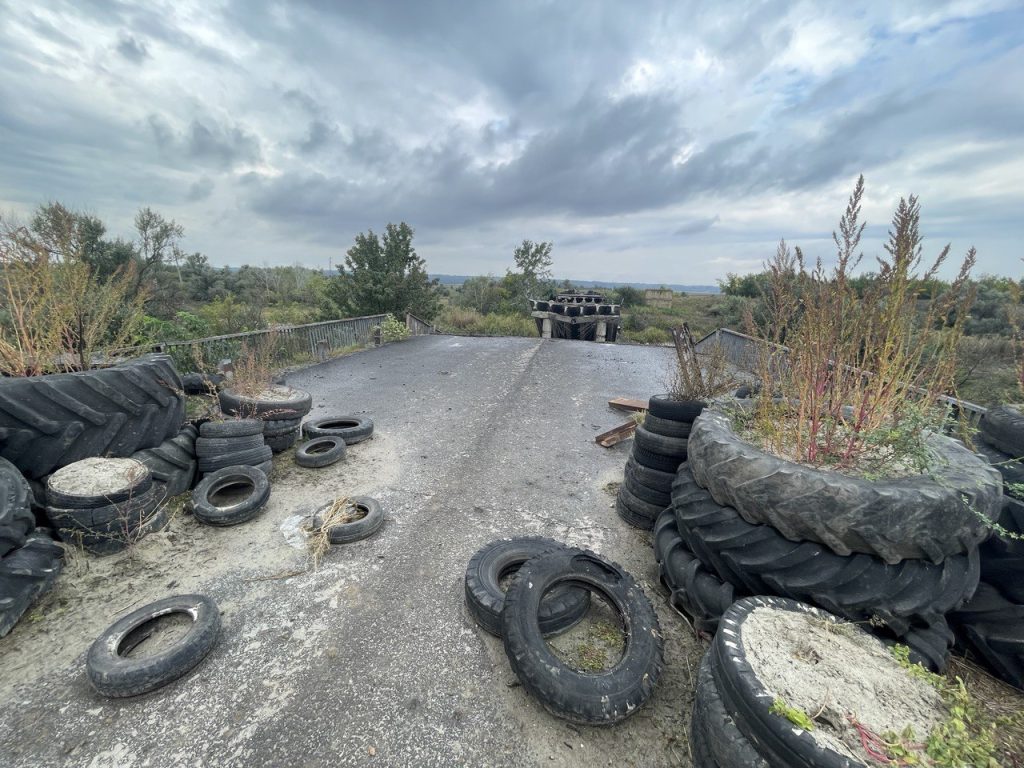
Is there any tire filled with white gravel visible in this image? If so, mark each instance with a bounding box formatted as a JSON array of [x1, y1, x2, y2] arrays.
[[46, 457, 152, 509]]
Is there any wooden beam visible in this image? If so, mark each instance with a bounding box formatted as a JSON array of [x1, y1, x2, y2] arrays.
[[595, 420, 637, 447], [608, 397, 648, 413]]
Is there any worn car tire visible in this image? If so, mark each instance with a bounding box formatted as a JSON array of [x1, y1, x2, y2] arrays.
[[0, 458, 36, 557], [688, 408, 1002, 564], [314, 496, 383, 544], [87, 593, 221, 697], [648, 395, 705, 423], [634, 424, 688, 459], [643, 413, 693, 439], [624, 457, 675, 494], [654, 510, 736, 635], [630, 444, 683, 473], [132, 427, 197, 497], [197, 445, 273, 474], [45, 458, 153, 510], [464, 537, 590, 637], [671, 465, 980, 634], [199, 419, 263, 439], [180, 372, 223, 395], [191, 466, 270, 526], [979, 405, 1024, 459], [0, 528, 64, 637], [302, 416, 374, 445], [691, 652, 768, 768], [974, 441, 1024, 498], [218, 387, 312, 421], [295, 437, 347, 468], [0, 354, 185, 480], [949, 582, 1024, 690], [621, 470, 671, 508], [262, 416, 302, 437], [615, 484, 665, 530], [980, 497, 1024, 603], [195, 435, 265, 459], [264, 430, 300, 454], [502, 548, 663, 725]]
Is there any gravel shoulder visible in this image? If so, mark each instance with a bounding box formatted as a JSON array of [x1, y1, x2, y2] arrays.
[[0, 335, 703, 768]]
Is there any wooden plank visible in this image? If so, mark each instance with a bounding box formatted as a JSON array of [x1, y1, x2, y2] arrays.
[[595, 421, 637, 447], [608, 397, 648, 413]]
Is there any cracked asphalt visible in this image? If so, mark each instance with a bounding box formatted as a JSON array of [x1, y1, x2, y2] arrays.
[[0, 334, 703, 767]]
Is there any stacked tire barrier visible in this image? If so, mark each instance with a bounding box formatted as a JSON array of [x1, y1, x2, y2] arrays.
[[132, 424, 198, 497], [616, 395, 701, 530], [44, 458, 167, 556], [660, 405, 1003, 674], [950, 405, 1024, 690], [196, 420, 273, 476], [465, 539, 663, 725], [219, 387, 312, 454]]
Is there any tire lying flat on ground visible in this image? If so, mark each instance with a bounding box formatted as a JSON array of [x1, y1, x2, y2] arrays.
[[197, 445, 273, 475], [647, 395, 704, 424], [302, 416, 374, 445], [687, 407, 1002, 564], [0, 528, 64, 637], [615, 482, 665, 530], [501, 548, 663, 725], [47, 484, 167, 556], [87, 594, 221, 697], [218, 387, 312, 421], [633, 424, 688, 459], [45, 457, 152, 509], [0, 457, 37, 557], [295, 437, 346, 468], [643, 413, 692, 439], [0, 354, 185, 480], [199, 419, 263, 439], [313, 496, 383, 544], [191, 465, 270, 526], [630, 443, 683, 474], [621, 469, 671, 508], [464, 537, 589, 637]]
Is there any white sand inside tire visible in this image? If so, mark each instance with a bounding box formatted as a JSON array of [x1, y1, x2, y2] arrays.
[[48, 458, 148, 497], [255, 386, 306, 401], [743, 607, 945, 762]]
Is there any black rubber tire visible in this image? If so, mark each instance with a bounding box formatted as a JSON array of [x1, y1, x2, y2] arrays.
[[262, 416, 302, 437], [691, 652, 768, 768], [47, 483, 166, 545], [0, 354, 185, 480], [254, 460, 273, 477], [302, 416, 374, 445], [464, 537, 590, 637], [671, 465, 978, 634], [979, 405, 1024, 459], [191, 466, 270, 526], [688, 408, 1002, 564], [623, 457, 675, 494], [132, 426, 198, 497], [180, 372, 223, 395], [501, 547, 664, 725], [630, 443, 683, 473], [615, 484, 665, 530], [648, 395, 705, 423], [45, 459, 153, 510], [295, 437, 347, 468], [643, 413, 692, 439], [218, 387, 312, 421], [264, 430, 299, 454], [197, 445, 273, 474], [199, 419, 263, 439], [314, 496, 383, 544], [634, 424, 688, 459], [689, 718, 720, 768], [653, 510, 736, 635], [195, 435, 265, 459], [0, 458, 36, 557], [86, 593, 221, 697], [974, 440, 1024, 497], [0, 528, 64, 637], [949, 582, 1024, 690], [980, 497, 1024, 603], [621, 470, 671, 508]]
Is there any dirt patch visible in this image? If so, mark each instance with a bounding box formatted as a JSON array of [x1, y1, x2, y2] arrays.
[[547, 590, 626, 673], [47, 458, 148, 497], [255, 386, 306, 401], [744, 607, 945, 761]]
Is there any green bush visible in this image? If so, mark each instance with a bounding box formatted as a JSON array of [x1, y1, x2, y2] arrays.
[[624, 327, 671, 345], [434, 307, 536, 337], [380, 313, 410, 342]]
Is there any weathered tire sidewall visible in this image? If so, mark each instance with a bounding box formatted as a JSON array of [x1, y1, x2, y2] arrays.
[[688, 407, 1002, 564], [191, 466, 270, 526], [218, 387, 313, 421], [317, 496, 383, 544], [0, 458, 37, 557], [295, 437, 347, 468], [86, 594, 221, 697], [463, 537, 590, 637], [500, 548, 663, 725], [979, 405, 1024, 458], [692, 651, 769, 768], [648, 395, 705, 423], [302, 416, 374, 445]]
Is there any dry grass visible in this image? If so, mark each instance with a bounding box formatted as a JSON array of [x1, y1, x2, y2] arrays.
[[947, 655, 1024, 765], [306, 496, 367, 569]]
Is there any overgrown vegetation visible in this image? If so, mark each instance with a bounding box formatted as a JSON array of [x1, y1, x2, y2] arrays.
[[741, 176, 977, 472]]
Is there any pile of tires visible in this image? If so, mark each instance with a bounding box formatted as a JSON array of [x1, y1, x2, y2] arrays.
[[0, 457, 62, 636], [464, 539, 663, 725], [44, 458, 167, 556], [616, 395, 700, 530], [132, 424, 198, 497], [301, 415, 374, 446], [219, 386, 312, 454], [196, 420, 272, 476], [660, 405, 1003, 673], [0, 354, 185, 479]]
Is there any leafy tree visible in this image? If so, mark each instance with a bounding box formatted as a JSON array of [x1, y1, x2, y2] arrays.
[[719, 272, 769, 298], [614, 286, 645, 307], [134, 207, 184, 286], [329, 222, 440, 319], [502, 239, 554, 311], [456, 275, 504, 315]]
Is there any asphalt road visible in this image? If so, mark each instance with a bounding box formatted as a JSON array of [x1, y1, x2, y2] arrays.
[[0, 335, 703, 768]]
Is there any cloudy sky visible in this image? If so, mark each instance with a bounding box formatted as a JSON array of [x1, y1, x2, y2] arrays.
[[1, 1, 1022, 284]]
